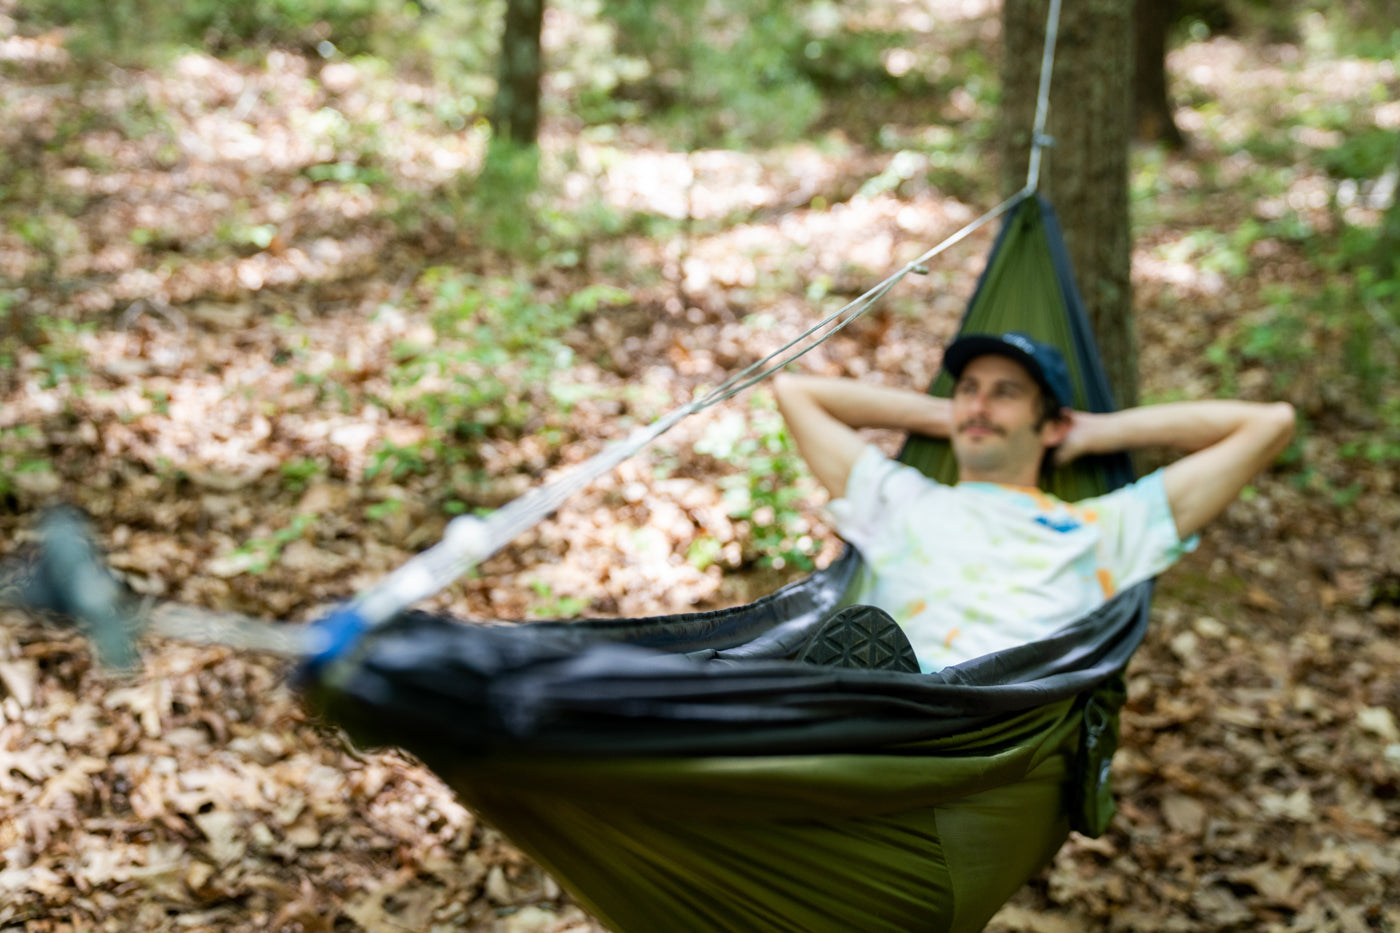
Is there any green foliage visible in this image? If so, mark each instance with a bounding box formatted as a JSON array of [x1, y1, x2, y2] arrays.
[[279, 457, 327, 492], [858, 150, 928, 201], [871, 122, 990, 201], [798, 27, 904, 90], [227, 514, 316, 575], [365, 439, 431, 481], [1339, 430, 1400, 466], [471, 139, 545, 255], [1169, 17, 1398, 462], [1205, 292, 1310, 395], [685, 535, 724, 572], [410, 0, 504, 95], [25, 0, 424, 61], [1155, 224, 1263, 278], [1320, 128, 1398, 182], [303, 162, 389, 186], [428, 133, 631, 262], [696, 398, 819, 571], [1295, 3, 1400, 59], [365, 496, 405, 523], [293, 371, 355, 414], [0, 425, 52, 503], [527, 579, 588, 618], [1207, 201, 1400, 471], [2, 316, 96, 390], [369, 272, 629, 485], [593, 0, 825, 148]]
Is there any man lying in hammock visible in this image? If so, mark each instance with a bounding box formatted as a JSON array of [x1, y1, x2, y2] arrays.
[[775, 331, 1295, 673]]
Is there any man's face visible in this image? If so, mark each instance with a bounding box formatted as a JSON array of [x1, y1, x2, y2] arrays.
[[950, 354, 1058, 483]]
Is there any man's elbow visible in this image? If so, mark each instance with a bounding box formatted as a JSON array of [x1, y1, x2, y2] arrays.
[[1264, 401, 1297, 454], [772, 373, 799, 412]]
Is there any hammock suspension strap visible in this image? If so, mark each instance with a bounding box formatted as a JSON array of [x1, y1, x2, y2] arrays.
[[1023, 0, 1063, 195]]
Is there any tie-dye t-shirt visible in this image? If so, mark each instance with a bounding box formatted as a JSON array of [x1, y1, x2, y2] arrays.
[[827, 445, 1196, 672]]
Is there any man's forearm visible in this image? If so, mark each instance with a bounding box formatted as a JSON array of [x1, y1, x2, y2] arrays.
[[1069, 399, 1295, 539], [773, 375, 953, 437], [1072, 401, 1295, 456]]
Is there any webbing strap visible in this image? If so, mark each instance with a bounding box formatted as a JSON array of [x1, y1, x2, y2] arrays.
[[1024, 0, 1064, 194]]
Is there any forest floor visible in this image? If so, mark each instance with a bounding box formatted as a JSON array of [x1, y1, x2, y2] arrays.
[[1, 3, 1399, 931]]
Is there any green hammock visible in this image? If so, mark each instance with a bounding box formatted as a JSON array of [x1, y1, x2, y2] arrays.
[[301, 193, 1148, 933]]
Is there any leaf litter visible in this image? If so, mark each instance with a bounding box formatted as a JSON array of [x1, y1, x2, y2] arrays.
[[1, 6, 1398, 933]]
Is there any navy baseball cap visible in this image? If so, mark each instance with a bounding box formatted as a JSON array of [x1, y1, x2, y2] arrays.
[[943, 331, 1074, 410]]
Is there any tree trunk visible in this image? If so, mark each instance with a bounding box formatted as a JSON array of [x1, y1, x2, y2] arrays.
[[1133, 0, 1185, 147], [492, 0, 546, 147], [999, 0, 1139, 408]]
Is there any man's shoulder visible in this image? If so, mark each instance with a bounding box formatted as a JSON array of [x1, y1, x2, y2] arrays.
[[855, 444, 943, 483], [1076, 468, 1169, 509]]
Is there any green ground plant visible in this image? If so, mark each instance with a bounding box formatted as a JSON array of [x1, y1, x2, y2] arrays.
[[696, 397, 820, 571], [7, 316, 94, 390], [222, 514, 316, 576], [279, 457, 327, 493], [367, 273, 629, 486], [0, 426, 53, 502], [1206, 199, 1398, 478], [21, 0, 422, 63], [527, 579, 589, 619], [595, 0, 824, 148]]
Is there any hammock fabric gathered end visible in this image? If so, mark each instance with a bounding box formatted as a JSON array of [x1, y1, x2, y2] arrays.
[[300, 194, 1154, 933]]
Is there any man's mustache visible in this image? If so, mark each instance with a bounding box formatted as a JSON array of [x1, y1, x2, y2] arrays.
[[956, 418, 1005, 436]]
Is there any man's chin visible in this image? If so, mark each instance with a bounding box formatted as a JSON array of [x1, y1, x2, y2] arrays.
[[954, 434, 1002, 453], [952, 443, 1002, 470]]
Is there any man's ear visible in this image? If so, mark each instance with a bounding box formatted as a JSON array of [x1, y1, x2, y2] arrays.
[[1039, 410, 1072, 448]]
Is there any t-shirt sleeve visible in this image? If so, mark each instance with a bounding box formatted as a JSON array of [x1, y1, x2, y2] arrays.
[[1084, 468, 1198, 588], [825, 445, 930, 552]]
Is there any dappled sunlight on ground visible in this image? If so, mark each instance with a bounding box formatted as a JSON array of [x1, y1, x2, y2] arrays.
[[1, 1, 1398, 929]]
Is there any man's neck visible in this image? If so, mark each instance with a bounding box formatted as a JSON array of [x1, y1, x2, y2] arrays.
[[958, 463, 1043, 487]]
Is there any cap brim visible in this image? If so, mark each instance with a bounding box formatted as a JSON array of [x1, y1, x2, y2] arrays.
[[943, 335, 1040, 381], [942, 334, 1071, 410]]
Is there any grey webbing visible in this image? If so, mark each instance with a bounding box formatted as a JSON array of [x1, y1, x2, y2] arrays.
[[1024, 0, 1063, 194]]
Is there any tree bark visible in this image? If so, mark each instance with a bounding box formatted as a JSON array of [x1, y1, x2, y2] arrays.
[[1133, 0, 1185, 147], [999, 0, 1139, 408], [492, 0, 546, 147]]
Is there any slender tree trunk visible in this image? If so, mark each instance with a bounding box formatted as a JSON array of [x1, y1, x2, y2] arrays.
[[999, 0, 1139, 408], [492, 0, 546, 147], [1133, 0, 1185, 147]]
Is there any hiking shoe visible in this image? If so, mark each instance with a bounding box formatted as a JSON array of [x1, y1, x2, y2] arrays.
[[797, 605, 919, 673]]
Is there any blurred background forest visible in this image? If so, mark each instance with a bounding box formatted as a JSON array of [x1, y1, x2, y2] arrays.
[[1, 0, 1398, 930]]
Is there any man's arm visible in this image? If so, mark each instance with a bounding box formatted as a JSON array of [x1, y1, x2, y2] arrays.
[[772, 374, 953, 498], [1056, 400, 1296, 539]]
